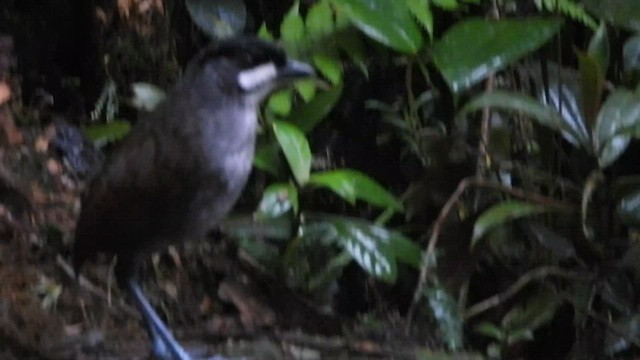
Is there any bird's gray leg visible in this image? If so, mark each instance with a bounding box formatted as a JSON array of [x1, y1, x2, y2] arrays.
[[126, 278, 193, 360]]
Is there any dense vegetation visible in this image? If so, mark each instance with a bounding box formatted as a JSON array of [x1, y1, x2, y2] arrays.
[[2, 0, 640, 359]]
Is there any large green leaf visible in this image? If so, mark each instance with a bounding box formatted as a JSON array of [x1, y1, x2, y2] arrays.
[[306, 0, 334, 40], [304, 214, 422, 281], [253, 140, 285, 176], [584, 0, 640, 32], [331, 0, 423, 54], [432, 18, 562, 92], [281, 1, 305, 55], [577, 52, 604, 131], [309, 169, 403, 211], [459, 90, 582, 145], [472, 201, 553, 247], [594, 89, 640, 168], [287, 82, 344, 133], [272, 120, 312, 185], [407, 0, 433, 37]]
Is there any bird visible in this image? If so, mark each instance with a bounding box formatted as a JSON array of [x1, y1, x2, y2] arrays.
[[72, 36, 315, 360]]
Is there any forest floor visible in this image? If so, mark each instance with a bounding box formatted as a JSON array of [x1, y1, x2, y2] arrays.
[[0, 122, 451, 359]]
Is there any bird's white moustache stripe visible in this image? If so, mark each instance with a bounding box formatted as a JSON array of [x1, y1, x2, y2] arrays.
[[238, 62, 277, 90]]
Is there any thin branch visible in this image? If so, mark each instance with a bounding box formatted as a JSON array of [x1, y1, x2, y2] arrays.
[[405, 176, 575, 329], [464, 266, 590, 319]]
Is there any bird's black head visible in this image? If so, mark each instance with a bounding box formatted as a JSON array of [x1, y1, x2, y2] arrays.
[[190, 36, 314, 102]]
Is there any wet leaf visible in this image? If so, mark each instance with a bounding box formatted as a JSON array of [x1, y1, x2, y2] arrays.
[[433, 18, 562, 92], [331, 0, 423, 54], [309, 169, 403, 211], [273, 120, 312, 185]]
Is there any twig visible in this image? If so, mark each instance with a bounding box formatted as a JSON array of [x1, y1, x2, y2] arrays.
[[464, 266, 590, 319], [405, 177, 575, 329], [55, 254, 139, 318]]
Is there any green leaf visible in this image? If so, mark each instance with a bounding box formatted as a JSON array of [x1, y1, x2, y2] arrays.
[[309, 169, 403, 211], [474, 322, 505, 341], [336, 29, 369, 76], [459, 90, 583, 146], [617, 189, 640, 226], [587, 22, 610, 76], [256, 182, 299, 218], [540, 80, 591, 149], [502, 288, 562, 333], [281, 1, 305, 54], [425, 286, 464, 350], [407, 0, 434, 37], [272, 120, 312, 185], [331, 0, 423, 54], [185, 0, 247, 40], [84, 120, 131, 146], [306, 0, 334, 39], [472, 201, 552, 247], [267, 89, 293, 116], [253, 140, 286, 176], [287, 82, 343, 133], [584, 0, 640, 32], [295, 79, 317, 102], [257, 23, 274, 40], [577, 51, 604, 131], [312, 54, 343, 85], [594, 89, 640, 168], [304, 215, 419, 281], [432, 0, 459, 10], [432, 18, 562, 92]]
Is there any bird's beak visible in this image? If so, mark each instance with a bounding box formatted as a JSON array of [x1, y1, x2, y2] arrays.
[[277, 59, 316, 81]]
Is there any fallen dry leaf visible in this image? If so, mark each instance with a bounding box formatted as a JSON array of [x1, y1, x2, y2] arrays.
[[35, 136, 49, 153], [46, 158, 63, 176], [0, 81, 10, 104]]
